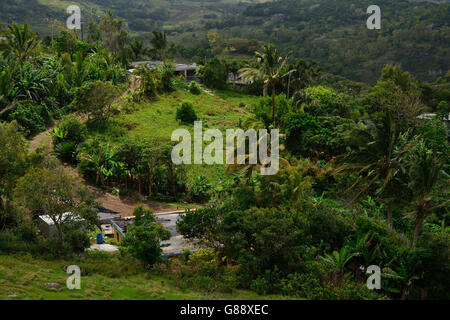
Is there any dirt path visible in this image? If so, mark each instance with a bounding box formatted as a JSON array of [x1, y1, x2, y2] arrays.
[[93, 190, 198, 218], [29, 127, 53, 153], [200, 85, 216, 96]]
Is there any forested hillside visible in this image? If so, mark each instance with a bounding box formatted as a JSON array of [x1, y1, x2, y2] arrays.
[[0, 1, 449, 301], [0, 0, 448, 83], [237, 0, 450, 83]]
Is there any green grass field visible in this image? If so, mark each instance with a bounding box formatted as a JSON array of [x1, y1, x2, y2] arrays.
[[0, 254, 287, 300], [88, 85, 260, 184]]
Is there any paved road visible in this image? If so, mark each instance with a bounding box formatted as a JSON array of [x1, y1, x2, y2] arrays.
[[155, 213, 200, 255]]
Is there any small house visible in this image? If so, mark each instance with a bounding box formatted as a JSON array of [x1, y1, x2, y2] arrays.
[[130, 60, 198, 82], [38, 212, 85, 238], [110, 220, 126, 243]]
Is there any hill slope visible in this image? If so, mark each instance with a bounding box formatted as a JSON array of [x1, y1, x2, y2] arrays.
[[0, 254, 286, 300], [1, 0, 448, 83]]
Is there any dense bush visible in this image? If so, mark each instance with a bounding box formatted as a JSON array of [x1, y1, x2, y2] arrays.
[[196, 58, 228, 89], [120, 206, 171, 267], [187, 175, 211, 203], [52, 116, 87, 163], [176, 101, 198, 124], [8, 103, 53, 136], [188, 81, 201, 95]]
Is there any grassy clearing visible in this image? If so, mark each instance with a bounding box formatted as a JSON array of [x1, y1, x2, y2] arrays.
[[88, 87, 261, 184], [0, 254, 286, 300]]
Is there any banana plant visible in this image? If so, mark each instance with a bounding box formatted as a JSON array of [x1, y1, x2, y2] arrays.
[[320, 246, 359, 274]]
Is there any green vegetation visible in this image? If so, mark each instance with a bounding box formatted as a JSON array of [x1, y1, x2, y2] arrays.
[[0, 253, 286, 300], [0, 10, 449, 301], [120, 206, 171, 267], [176, 101, 198, 124], [1, 0, 449, 83]]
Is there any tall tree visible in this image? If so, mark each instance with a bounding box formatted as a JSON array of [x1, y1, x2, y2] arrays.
[[338, 112, 412, 229], [150, 30, 167, 61], [14, 166, 94, 246], [286, 59, 321, 97], [3, 22, 40, 65], [99, 11, 129, 64], [0, 121, 28, 217], [239, 45, 293, 127], [403, 141, 449, 248], [87, 19, 101, 45], [130, 38, 145, 60]]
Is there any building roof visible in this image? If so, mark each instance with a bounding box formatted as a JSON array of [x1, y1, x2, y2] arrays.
[[130, 60, 197, 72], [98, 211, 122, 224], [39, 212, 84, 225], [417, 113, 450, 121], [110, 220, 126, 238]]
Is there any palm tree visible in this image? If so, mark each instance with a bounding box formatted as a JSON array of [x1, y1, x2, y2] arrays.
[[239, 44, 293, 127], [3, 22, 40, 65], [130, 38, 145, 60], [225, 130, 286, 183], [284, 59, 321, 98], [338, 112, 412, 229], [73, 51, 87, 87], [150, 30, 167, 61], [403, 141, 449, 248], [321, 246, 358, 273]]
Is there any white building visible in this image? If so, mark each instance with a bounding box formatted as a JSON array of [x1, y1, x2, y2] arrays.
[[38, 212, 85, 238]]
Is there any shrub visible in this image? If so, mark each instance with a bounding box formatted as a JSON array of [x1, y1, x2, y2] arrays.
[[176, 101, 198, 124], [52, 116, 87, 145], [74, 80, 121, 124], [64, 230, 90, 253], [188, 81, 201, 95], [187, 175, 211, 203], [120, 206, 171, 267], [250, 268, 282, 295], [52, 116, 87, 163], [53, 140, 78, 163], [280, 272, 332, 299], [175, 249, 238, 294], [302, 204, 352, 249], [8, 103, 51, 136], [302, 86, 353, 118], [196, 58, 228, 89]]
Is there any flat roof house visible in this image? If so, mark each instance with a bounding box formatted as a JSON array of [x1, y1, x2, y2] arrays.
[[130, 60, 198, 81]]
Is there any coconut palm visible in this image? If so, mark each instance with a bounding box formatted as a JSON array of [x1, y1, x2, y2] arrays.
[[225, 130, 286, 183], [284, 58, 321, 98], [150, 30, 167, 61], [130, 38, 145, 60], [403, 140, 449, 248], [3, 22, 40, 65], [239, 44, 293, 127], [338, 112, 412, 229]]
